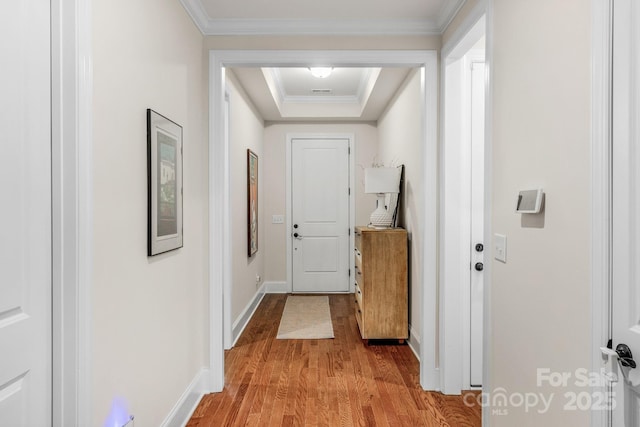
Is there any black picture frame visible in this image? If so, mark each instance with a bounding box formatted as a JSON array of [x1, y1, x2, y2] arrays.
[[247, 149, 258, 257], [147, 109, 183, 256]]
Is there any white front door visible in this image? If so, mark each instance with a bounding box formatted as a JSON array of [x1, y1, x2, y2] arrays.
[[0, 0, 52, 424], [469, 60, 485, 387], [291, 138, 350, 293]]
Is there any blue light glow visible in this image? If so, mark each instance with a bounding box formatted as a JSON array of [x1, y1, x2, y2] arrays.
[[104, 397, 130, 427]]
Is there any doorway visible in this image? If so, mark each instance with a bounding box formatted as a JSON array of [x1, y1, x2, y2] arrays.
[[209, 50, 439, 392], [440, 15, 487, 394], [288, 136, 352, 293]]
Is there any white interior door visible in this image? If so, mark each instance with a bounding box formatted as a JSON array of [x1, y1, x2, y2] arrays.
[[0, 0, 52, 424], [469, 61, 485, 387], [612, 0, 640, 424], [291, 138, 350, 293]]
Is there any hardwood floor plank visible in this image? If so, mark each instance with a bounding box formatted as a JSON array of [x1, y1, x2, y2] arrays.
[[186, 294, 481, 426]]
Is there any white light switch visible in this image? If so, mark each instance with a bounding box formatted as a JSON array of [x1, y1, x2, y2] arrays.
[[272, 214, 284, 224], [494, 234, 507, 263]]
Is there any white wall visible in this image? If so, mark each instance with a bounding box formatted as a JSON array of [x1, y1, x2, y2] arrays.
[[377, 69, 424, 349], [227, 71, 266, 321], [490, 0, 590, 424], [92, 0, 208, 425], [262, 123, 379, 282], [204, 35, 441, 51]]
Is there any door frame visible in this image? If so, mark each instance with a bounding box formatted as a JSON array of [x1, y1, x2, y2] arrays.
[[51, 0, 93, 425], [209, 50, 438, 391], [285, 133, 355, 294], [439, 3, 487, 395], [591, 0, 613, 426]]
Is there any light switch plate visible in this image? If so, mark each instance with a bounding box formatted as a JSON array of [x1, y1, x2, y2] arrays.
[[272, 215, 284, 224], [494, 233, 507, 263]]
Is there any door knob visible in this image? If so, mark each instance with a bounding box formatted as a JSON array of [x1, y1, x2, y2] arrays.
[[616, 343, 637, 369], [293, 232, 303, 239], [474, 262, 484, 271]]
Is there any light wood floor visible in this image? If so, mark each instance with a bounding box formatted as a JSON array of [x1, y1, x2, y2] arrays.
[[187, 294, 481, 426]]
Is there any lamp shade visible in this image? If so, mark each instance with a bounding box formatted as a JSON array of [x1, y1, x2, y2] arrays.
[[364, 167, 400, 194]]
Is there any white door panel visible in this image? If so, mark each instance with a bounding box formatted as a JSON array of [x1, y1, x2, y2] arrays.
[[0, 0, 52, 424], [612, 0, 640, 424], [292, 139, 350, 293]]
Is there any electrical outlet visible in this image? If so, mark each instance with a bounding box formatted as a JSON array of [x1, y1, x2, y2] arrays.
[[256, 275, 261, 284], [272, 215, 284, 224]]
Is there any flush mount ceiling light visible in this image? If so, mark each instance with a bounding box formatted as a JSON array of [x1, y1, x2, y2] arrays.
[[308, 67, 333, 79]]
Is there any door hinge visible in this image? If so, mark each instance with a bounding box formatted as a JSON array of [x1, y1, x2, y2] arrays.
[[607, 339, 613, 349], [349, 269, 351, 277], [348, 228, 351, 236], [348, 187, 351, 195], [348, 146, 351, 155]]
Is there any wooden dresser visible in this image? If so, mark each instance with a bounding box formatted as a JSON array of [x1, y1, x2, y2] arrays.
[[354, 226, 408, 343]]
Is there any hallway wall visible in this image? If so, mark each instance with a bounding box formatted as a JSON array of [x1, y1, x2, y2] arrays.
[[377, 69, 424, 355], [92, 0, 208, 424], [490, 0, 591, 424], [227, 71, 266, 322]]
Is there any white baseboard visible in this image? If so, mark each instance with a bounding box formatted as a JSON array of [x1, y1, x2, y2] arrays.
[[407, 324, 421, 361], [160, 368, 210, 427], [231, 285, 266, 347], [263, 280, 288, 293]]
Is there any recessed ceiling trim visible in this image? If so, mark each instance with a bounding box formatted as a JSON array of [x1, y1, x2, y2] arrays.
[[283, 95, 359, 104]]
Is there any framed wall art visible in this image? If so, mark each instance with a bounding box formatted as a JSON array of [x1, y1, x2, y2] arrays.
[[147, 109, 183, 256], [247, 149, 258, 257]]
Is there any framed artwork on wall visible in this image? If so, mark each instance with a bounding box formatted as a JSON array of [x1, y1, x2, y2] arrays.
[[247, 149, 258, 257], [147, 109, 183, 256]]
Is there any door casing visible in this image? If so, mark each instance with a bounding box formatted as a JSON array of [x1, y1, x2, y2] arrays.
[[51, 0, 94, 425], [591, 0, 615, 426], [440, 10, 487, 395], [209, 50, 439, 392]]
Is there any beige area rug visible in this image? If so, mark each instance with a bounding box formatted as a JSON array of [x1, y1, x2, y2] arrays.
[[276, 295, 335, 339]]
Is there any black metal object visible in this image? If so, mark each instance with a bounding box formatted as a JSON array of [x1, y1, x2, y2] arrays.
[[616, 343, 637, 369]]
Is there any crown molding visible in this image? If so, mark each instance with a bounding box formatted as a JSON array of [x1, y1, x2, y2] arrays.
[[179, 0, 211, 33], [437, 0, 468, 32], [180, 0, 468, 36]]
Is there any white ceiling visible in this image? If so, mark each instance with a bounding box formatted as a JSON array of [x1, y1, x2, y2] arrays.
[[181, 0, 463, 121], [179, 0, 467, 35], [231, 67, 413, 122]]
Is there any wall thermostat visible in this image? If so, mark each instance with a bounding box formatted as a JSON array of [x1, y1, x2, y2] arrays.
[[516, 189, 544, 213]]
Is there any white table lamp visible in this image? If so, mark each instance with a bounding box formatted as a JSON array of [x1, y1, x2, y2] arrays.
[[364, 167, 400, 228]]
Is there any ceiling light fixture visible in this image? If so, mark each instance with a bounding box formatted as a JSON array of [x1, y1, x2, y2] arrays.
[[308, 67, 333, 79]]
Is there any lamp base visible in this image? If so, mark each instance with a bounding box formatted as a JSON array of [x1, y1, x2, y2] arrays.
[[369, 194, 393, 228]]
